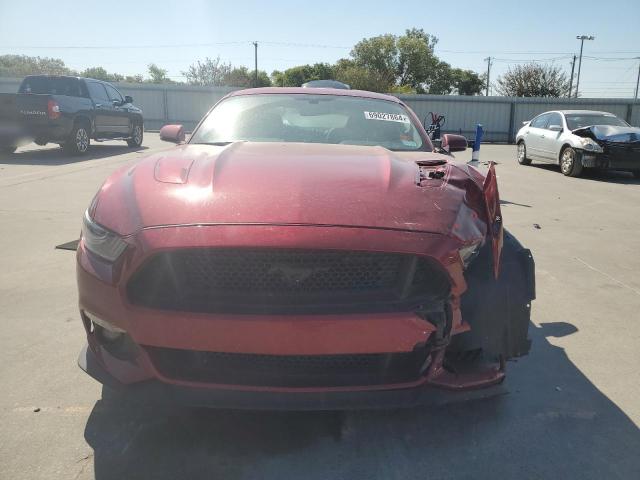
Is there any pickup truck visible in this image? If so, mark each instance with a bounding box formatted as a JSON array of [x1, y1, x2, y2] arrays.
[[0, 75, 143, 155]]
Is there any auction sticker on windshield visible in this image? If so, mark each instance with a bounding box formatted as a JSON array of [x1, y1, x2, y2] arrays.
[[364, 111, 410, 123]]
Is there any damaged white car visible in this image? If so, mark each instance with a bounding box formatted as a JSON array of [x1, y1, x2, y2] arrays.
[[515, 110, 640, 178]]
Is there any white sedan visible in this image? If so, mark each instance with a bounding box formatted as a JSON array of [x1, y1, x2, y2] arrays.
[[515, 110, 640, 178]]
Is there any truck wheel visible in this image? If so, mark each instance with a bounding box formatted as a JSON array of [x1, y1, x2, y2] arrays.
[[559, 147, 583, 177], [516, 141, 531, 165], [127, 123, 143, 148], [2, 146, 17, 154], [64, 123, 90, 155]]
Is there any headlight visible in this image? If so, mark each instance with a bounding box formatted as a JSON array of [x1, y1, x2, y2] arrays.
[[81, 210, 128, 261], [578, 138, 603, 153], [459, 240, 483, 268]]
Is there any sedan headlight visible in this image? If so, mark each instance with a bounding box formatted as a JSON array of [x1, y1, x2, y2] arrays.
[[459, 240, 483, 269], [578, 138, 603, 153], [81, 210, 128, 262]]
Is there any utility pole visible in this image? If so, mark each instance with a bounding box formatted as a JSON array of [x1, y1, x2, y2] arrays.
[[575, 35, 595, 98], [634, 57, 640, 100], [253, 41, 258, 87], [484, 57, 492, 96], [568, 55, 576, 98]]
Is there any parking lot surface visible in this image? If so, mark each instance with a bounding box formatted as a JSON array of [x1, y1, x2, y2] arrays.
[[1, 136, 639, 480]]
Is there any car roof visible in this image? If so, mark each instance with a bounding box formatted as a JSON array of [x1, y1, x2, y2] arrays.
[[541, 110, 616, 116], [226, 87, 402, 103]]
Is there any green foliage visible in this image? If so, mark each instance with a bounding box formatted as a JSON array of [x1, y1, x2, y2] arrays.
[[451, 69, 485, 95], [0, 55, 75, 77], [271, 63, 334, 87], [345, 28, 483, 94], [224, 66, 271, 87], [81, 66, 124, 83], [496, 63, 569, 97], [332, 59, 392, 92], [181, 57, 231, 86], [147, 64, 173, 84], [181, 57, 271, 87]]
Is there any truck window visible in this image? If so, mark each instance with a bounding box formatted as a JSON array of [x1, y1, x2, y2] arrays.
[[104, 84, 123, 104], [19, 77, 82, 97], [87, 82, 110, 103]]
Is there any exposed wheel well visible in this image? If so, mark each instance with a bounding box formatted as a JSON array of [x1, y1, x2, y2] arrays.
[[73, 116, 93, 135], [558, 143, 572, 164]]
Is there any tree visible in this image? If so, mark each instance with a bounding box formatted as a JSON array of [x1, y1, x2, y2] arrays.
[[332, 59, 392, 92], [0, 55, 75, 77], [222, 66, 271, 87], [451, 69, 485, 95], [349, 28, 442, 92], [147, 63, 173, 84], [271, 63, 334, 87], [496, 63, 569, 97], [182, 57, 231, 86], [124, 74, 144, 83], [81, 67, 124, 83]]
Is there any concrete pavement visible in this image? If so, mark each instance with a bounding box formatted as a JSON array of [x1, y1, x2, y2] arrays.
[[0, 137, 638, 479]]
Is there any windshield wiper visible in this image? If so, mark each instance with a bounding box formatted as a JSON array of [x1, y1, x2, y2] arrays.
[[193, 141, 234, 146]]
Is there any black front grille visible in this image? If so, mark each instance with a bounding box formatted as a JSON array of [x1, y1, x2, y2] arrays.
[[145, 346, 429, 387], [127, 248, 449, 314]]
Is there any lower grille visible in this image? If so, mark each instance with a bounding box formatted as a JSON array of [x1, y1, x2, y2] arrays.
[[127, 248, 450, 314], [145, 346, 429, 388]]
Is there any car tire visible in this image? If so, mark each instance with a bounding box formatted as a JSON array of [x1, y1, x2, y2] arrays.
[[516, 141, 531, 165], [64, 123, 90, 155], [127, 122, 143, 148], [1, 146, 17, 154], [559, 147, 583, 177]]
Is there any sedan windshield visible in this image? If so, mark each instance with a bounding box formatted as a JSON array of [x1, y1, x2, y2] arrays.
[[565, 113, 629, 130], [190, 94, 428, 151]]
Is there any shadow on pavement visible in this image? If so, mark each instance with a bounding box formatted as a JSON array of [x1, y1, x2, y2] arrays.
[[0, 144, 148, 166], [83, 321, 640, 480], [531, 163, 640, 185]]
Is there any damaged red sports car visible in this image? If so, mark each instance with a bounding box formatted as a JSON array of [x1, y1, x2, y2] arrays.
[[77, 87, 535, 409]]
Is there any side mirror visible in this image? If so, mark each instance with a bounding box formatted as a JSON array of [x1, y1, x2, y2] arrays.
[[522, 120, 530, 126], [160, 124, 185, 144], [440, 133, 467, 153], [112, 99, 122, 106], [548, 124, 563, 132], [124, 95, 133, 104]]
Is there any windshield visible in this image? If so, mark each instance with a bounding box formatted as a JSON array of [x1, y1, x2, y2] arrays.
[[565, 113, 629, 130], [190, 94, 428, 151]]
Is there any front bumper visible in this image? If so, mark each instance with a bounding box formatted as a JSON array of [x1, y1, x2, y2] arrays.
[[78, 344, 505, 410], [581, 148, 640, 171], [77, 224, 507, 409]]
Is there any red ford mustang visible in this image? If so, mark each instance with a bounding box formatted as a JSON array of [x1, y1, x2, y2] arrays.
[[77, 87, 535, 409]]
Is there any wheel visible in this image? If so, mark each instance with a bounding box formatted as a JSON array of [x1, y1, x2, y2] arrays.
[[516, 141, 531, 165], [559, 147, 583, 177], [127, 122, 143, 148], [64, 123, 90, 155], [1, 146, 17, 154]]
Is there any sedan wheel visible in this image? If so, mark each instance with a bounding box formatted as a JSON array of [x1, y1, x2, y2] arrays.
[[560, 147, 583, 177], [517, 142, 531, 165]]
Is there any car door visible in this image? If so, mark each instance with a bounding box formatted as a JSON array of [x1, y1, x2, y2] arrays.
[[104, 83, 131, 136], [524, 113, 550, 159], [538, 112, 564, 161], [86, 81, 113, 136]]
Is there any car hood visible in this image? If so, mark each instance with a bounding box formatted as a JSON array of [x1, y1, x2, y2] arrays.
[[94, 142, 488, 238], [572, 125, 640, 143]]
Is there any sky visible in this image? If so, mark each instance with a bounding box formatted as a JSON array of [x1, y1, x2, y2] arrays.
[[0, 0, 638, 98]]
